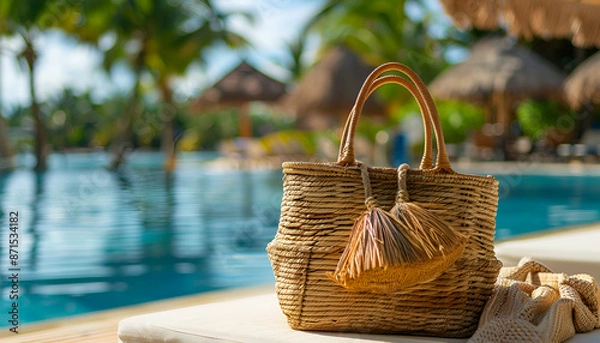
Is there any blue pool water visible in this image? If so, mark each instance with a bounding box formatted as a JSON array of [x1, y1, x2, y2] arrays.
[[495, 172, 600, 240], [1, 152, 599, 326]]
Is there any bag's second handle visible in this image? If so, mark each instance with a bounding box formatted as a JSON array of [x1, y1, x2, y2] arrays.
[[359, 75, 434, 170], [337, 62, 454, 173]]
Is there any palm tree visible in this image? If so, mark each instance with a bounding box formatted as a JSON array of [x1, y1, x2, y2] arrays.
[[302, 0, 457, 83], [0, 0, 80, 170], [0, 115, 14, 169], [145, 1, 246, 171], [75, 0, 247, 170], [75, 0, 157, 169]]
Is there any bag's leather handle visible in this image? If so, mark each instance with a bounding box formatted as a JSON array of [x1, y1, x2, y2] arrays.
[[337, 62, 453, 173], [360, 75, 434, 170]]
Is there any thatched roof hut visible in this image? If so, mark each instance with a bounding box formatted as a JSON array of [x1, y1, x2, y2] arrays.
[[439, 0, 600, 48], [564, 51, 600, 109], [430, 38, 566, 131], [430, 39, 566, 102], [282, 46, 383, 130], [191, 61, 287, 137], [429, 38, 568, 153], [192, 61, 286, 106]]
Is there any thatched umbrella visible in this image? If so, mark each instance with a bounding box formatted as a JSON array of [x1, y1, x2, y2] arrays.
[[564, 51, 600, 109], [191, 61, 286, 137], [283, 46, 383, 130], [439, 0, 600, 48], [430, 38, 566, 132]]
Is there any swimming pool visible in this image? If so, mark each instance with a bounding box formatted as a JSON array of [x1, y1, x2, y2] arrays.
[[1, 152, 599, 326]]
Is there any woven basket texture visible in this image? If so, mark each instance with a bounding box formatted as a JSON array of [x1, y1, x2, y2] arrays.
[[267, 62, 502, 337], [268, 163, 500, 336]]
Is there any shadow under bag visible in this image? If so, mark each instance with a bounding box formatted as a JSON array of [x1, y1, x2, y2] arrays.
[[267, 62, 502, 337]]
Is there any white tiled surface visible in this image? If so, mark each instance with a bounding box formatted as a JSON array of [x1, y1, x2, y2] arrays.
[[496, 226, 600, 280], [119, 224, 600, 343]]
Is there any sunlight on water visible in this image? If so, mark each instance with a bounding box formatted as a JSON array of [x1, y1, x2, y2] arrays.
[[0, 152, 280, 324], [1, 152, 599, 325], [495, 174, 600, 240]]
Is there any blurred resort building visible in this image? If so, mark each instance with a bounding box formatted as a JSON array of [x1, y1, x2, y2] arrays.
[[186, 42, 600, 169]]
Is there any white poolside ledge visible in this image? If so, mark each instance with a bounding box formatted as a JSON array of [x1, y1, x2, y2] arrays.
[[118, 292, 600, 343], [119, 292, 466, 343], [119, 223, 600, 343], [495, 224, 600, 281]]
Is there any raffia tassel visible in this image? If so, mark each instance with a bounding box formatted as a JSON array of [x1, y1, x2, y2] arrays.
[[389, 201, 467, 261], [327, 163, 467, 293], [328, 204, 452, 293], [387, 164, 468, 282]]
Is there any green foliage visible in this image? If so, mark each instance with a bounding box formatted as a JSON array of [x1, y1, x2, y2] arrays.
[[6, 89, 198, 151], [297, 0, 481, 113], [71, 0, 251, 162], [250, 110, 295, 136], [185, 109, 239, 150], [306, 0, 454, 83], [3, 106, 32, 152], [6, 90, 297, 153], [394, 99, 485, 144], [43, 89, 98, 149], [0, 0, 488, 162], [259, 130, 318, 155], [7, 89, 116, 150], [516, 100, 574, 141], [180, 108, 296, 151], [73, 0, 248, 81], [0, 0, 87, 169], [437, 100, 485, 144], [355, 117, 392, 143], [0, 0, 81, 33], [89, 96, 128, 147]]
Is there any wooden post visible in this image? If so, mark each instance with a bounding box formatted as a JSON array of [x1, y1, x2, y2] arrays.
[[239, 103, 252, 138], [0, 115, 14, 170]]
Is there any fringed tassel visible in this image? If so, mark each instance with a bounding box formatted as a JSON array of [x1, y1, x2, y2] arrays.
[[328, 164, 467, 293]]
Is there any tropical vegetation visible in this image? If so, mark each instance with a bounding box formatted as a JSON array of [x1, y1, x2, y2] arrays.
[[0, 0, 596, 171]]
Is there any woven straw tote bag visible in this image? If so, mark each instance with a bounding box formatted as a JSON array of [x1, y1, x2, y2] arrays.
[[267, 62, 502, 337]]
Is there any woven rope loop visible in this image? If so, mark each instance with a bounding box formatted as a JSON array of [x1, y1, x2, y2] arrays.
[[365, 196, 377, 210], [358, 163, 378, 209], [396, 163, 411, 203]]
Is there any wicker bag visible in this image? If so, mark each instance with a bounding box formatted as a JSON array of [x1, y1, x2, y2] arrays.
[[267, 62, 502, 337]]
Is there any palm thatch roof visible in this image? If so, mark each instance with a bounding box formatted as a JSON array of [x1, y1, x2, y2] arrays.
[[439, 0, 600, 48], [190, 61, 286, 138], [564, 51, 600, 109], [191, 61, 286, 108], [429, 38, 566, 104], [282, 46, 383, 129]]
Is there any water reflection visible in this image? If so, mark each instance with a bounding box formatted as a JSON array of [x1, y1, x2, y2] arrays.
[[0, 153, 280, 324], [29, 173, 44, 272], [0, 171, 8, 229]]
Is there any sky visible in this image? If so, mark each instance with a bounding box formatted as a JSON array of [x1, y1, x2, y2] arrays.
[[0, 0, 324, 113], [0, 0, 455, 114]]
